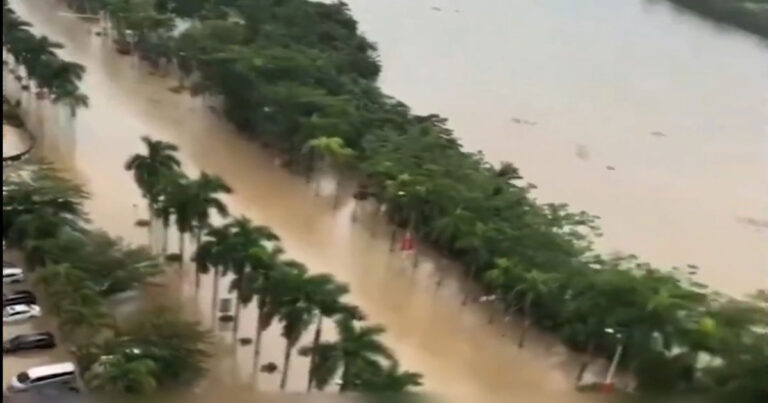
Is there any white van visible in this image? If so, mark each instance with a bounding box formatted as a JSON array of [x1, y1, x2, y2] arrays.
[[7, 362, 78, 392]]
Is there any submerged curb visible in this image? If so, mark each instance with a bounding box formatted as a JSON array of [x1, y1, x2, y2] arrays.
[[2, 124, 36, 165]]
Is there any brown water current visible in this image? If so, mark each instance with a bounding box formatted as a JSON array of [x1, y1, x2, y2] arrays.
[[339, 0, 768, 297], [5, 0, 766, 402]]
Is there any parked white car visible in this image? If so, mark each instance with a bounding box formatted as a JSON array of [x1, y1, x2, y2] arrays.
[[7, 362, 78, 393], [3, 304, 42, 323], [2, 264, 24, 284]]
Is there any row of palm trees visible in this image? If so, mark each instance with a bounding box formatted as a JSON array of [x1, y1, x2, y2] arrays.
[[125, 136, 422, 393], [2, 0, 89, 115]]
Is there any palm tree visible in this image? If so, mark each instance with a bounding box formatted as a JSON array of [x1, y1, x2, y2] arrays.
[[303, 275, 360, 391], [346, 361, 423, 393], [224, 217, 279, 341], [153, 170, 184, 255], [505, 269, 562, 348], [51, 85, 89, 117], [3, 161, 88, 237], [7, 208, 84, 268], [164, 177, 196, 270], [194, 224, 234, 324], [456, 222, 495, 305], [124, 136, 182, 243], [303, 317, 395, 392], [278, 298, 314, 390], [187, 172, 231, 292], [302, 136, 355, 207], [83, 354, 159, 395], [239, 244, 289, 380]]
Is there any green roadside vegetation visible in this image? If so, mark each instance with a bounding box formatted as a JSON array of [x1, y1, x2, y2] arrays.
[[3, 150, 423, 396], [3, 161, 210, 395], [125, 136, 423, 394], [6, 0, 768, 401], [664, 0, 768, 40], [2, 0, 89, 115]]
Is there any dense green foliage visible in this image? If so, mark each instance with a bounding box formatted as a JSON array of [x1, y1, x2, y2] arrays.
[[3, 161, 209, 395], [89, 1, 765, 399], [2, 0, 89, 114], [9, 0, 766, 399], [664, 0, 768, 40], [76, 307, 211, 393]]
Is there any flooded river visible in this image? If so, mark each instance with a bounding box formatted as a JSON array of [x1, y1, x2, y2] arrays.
[[341, 0, 768, 296], [5, 0, 766, 402]]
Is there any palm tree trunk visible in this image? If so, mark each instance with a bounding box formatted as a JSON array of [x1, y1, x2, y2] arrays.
[[147, 201, 153, 250], [253, 307, 265, 380], [232, 286, 242, 342], [162, 221, 169, 255], [194, 230, 202, 293], [306, 316, 323, 392], [340, 365, 350, 393], [279, 343, 293, 390], [178, 231, 185, 270], [211, 266, 219, 327]]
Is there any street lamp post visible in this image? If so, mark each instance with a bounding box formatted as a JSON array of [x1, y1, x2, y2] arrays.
[[604, 327, 625, 387]]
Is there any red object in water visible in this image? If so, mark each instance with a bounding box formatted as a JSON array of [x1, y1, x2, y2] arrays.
[[400, 231, 414, 251], [599, 383, 616, 394]]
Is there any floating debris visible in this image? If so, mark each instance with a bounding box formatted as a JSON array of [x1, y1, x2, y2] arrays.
[[737, 216, 768, 229], [650, 131, 667, 137], [260, 362, 278, 374], [576, 144, 590, 161], [510, 117, 538, 126], [237, 337, 253, 346], [605, 165, 616, 171], [431, 6, 442, 11]]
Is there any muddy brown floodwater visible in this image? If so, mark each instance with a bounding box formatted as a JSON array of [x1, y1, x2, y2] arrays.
[[6, 1, 615, 402], [340, 0, 768, 296]]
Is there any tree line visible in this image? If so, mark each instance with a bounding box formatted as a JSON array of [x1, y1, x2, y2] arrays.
[[3, 149, 423, 395], [125, 136, 423, 393], [3, 160, 208, 394], [12, 0, 768, 400], [2, 0, 89, 115]]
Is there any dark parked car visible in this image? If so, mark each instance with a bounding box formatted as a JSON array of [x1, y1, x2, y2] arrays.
[[3, 332, 56, 354], [3, 291, 37, 307]]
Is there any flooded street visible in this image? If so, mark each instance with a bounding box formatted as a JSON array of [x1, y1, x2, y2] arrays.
[[342, 0, 768, 296], [7, 1, 602, 402], [5, 0, 766, 402]]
